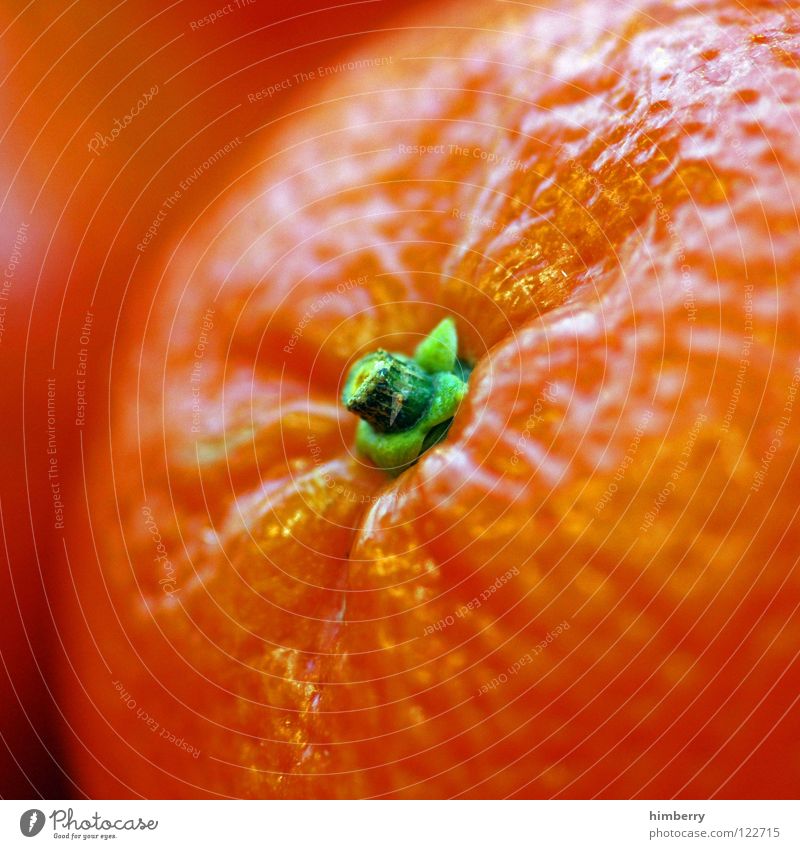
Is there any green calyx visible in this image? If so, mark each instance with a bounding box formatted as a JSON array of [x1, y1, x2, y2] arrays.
[[342, 317, 469, 474]]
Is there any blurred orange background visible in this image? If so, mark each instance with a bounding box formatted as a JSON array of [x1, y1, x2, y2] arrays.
[[0, 0, 424, 798]]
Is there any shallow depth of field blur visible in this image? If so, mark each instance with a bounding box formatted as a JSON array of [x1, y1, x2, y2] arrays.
[[0, 0, 427, 797], [2, 0, 800, 801]]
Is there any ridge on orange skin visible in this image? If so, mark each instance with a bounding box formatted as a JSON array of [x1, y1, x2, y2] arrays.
[[64, 0, 800, 798]]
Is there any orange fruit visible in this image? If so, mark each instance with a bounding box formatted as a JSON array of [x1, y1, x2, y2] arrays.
[[64, 0, 800, 798]]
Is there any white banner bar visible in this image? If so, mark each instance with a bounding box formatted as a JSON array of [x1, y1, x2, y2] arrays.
[[1, 799, 797, 848]]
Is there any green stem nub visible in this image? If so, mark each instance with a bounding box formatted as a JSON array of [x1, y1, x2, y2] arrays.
[[343, 350, 433, 433], [342, 317, 469, 474]]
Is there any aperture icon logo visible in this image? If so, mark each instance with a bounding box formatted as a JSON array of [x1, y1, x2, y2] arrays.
[[19, 809, 45, 837]]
